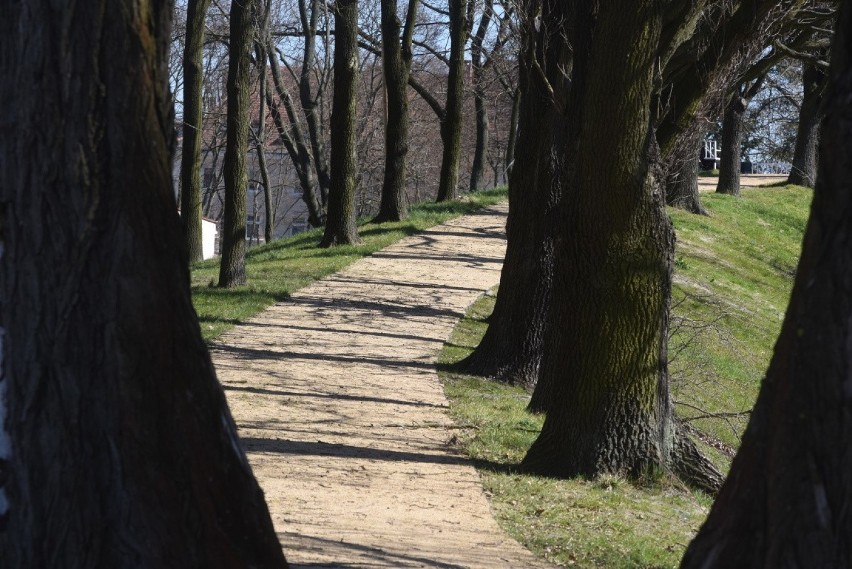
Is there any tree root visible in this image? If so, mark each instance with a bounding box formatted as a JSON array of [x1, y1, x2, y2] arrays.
[[670, 423, 725, 494]]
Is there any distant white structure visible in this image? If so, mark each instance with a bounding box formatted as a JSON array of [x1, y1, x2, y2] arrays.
[[202, 218, 217, 260]]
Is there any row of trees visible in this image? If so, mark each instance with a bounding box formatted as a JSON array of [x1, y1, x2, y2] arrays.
[[1, 0, 850, 566], [458, 0, 850, 562], [177, 0, 522, 288]]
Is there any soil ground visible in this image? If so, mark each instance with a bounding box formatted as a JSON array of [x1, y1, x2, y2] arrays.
[[697, 173, 786, 192], [212, 203, 554, 568]]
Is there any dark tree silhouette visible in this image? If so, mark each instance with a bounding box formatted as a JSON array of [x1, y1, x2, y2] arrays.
[[0, 2, 287, 567], [682, 5, 852, 565]]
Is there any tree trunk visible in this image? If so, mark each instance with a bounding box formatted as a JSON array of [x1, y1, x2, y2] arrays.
[[716, 94, 747, 196], [0, 3, 288, 567], [299, 0, 332, 204], [321, 0, 361, 246], [256, 64, 275, 243], [682, 8, 852, 564], [266, 47, 326, 227], [505, 87, 521, 177], [520, 0, 721, 494], [469, 1, 492, 192], [787, 59, 827, 188], [218, 0, 256, 287], [459, 0, 565, 395], [435, 0, 468, 202], [664, 129, 708, 215], [180, 0, 212, 263], [373, 0, 418, 223]]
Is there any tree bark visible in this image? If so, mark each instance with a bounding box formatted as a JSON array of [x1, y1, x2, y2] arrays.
[[505, 88, 521, 177], [435, 0, 468, 202], [218, 0, 257, 287], [716, 94, 747, 196], [321, 0, 361, 246], [787, 59, 827, 188], [682, 7, 852, 564], [373, 0, 418, 223], [469, 0, 493, 192], [459, 0, 565, 396], [664, 128, 708, 215], [520, 0, 722, 494], [0, 2, 288, 567], [180, 0, 212, 264]]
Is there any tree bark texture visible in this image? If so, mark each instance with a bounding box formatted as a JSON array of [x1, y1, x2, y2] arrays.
[[664, 128, 708, 215], [374, 0, 418, 223], [505, 88, 521, 177], [520, 0, 722, 494], [321, 0, 361, 246], [788, 59, 827, 188], [435, 0, 468, 202], [218, 0, 257, 287], [469, 1, 493, 192], [0, 2, 288, 567], [716, 94, 747, 196], [180, 0, 212, 264], [459, 0, 565, 394], [682, 7, 852, 565]]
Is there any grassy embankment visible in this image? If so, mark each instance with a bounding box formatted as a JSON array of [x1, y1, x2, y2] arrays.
[[190, 188, 507, 342], [438, 185, 812, 568]]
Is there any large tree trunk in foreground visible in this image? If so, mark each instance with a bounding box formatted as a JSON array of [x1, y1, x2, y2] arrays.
[[373, 0, 418, 223], [218, 0, 257, 287], [787, 59, 827, 188], [435, 0, 468, 202], [0, 2, 287, 566], [321, 0, 361, 246], [180, 0, 212, 263], [520, 0, 721, 494], [681, 9, 852, 566], [459, 0, 564, 395]]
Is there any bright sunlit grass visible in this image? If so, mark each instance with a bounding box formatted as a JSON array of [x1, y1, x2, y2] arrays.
[[438, 184, 812, 568]]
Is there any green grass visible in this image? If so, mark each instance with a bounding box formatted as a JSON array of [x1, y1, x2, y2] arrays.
[[190, 188, 507, 341], [438, 185, 813, 568]]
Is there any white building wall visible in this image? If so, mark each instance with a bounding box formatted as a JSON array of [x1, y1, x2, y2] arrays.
[[202, 218, 217, 260]]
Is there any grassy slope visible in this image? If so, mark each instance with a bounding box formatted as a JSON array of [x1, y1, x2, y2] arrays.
[[439, 185, 812, 568], [190, 188, 507, 342]]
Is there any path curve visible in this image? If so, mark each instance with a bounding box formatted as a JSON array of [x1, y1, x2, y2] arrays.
[[212, 203, 554, 568]]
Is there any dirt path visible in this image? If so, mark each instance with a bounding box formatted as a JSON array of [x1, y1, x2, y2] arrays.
[[212, 204, 554, 569], [697, 173, 786, 192]]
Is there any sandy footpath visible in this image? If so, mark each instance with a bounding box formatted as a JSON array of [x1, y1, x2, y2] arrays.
[[211, 203, 554, 568]]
